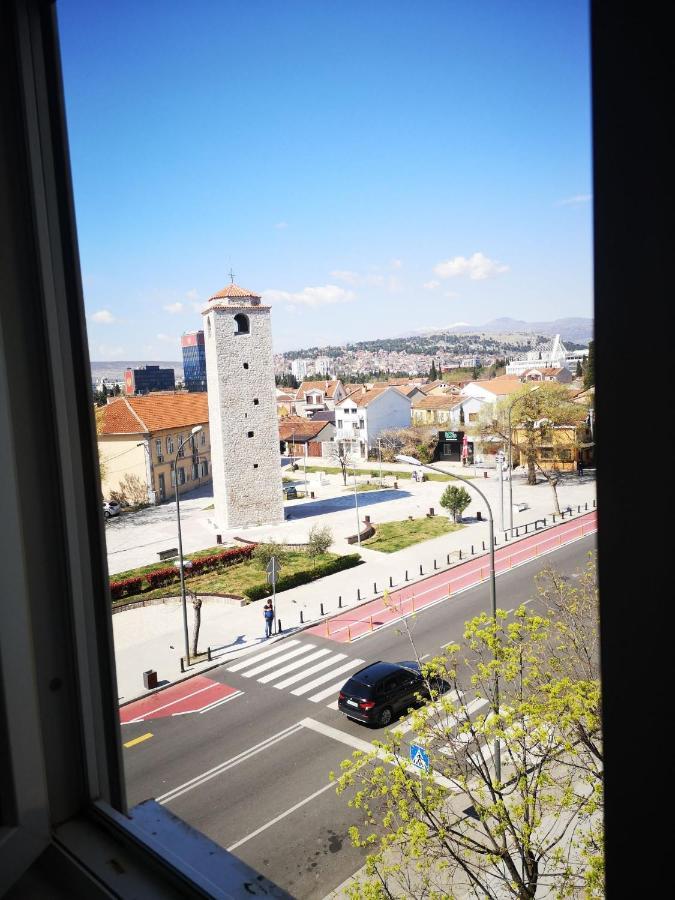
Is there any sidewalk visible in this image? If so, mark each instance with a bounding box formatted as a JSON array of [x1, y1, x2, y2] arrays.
[[113, 467, 596, 704]]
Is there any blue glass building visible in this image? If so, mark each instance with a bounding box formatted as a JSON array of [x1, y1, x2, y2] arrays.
[[181, 330, 207, 392]]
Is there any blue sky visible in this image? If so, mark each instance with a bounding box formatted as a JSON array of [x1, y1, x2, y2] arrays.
[[58, 0, 592, 359]]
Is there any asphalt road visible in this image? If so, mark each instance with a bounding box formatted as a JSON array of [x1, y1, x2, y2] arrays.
[[123, 534, 596, 899]]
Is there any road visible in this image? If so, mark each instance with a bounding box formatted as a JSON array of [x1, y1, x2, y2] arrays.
[[122, 533, 596, 899]]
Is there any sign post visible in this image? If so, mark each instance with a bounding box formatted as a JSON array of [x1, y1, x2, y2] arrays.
[[266, 556, 280, 633], [409, 742, 430, 803]]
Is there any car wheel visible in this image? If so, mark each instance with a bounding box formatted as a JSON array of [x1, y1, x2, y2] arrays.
[[378, 706, 393, 727]]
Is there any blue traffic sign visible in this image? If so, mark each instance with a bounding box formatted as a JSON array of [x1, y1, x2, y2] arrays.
[[409, 744, 430, 772]]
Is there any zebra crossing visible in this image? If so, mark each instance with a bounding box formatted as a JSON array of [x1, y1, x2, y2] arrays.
[[225, 639, 364, 707]]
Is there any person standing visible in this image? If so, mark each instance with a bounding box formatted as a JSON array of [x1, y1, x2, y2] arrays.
[[263, 600, 274, 638]]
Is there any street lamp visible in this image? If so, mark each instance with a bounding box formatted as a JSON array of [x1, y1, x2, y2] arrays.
[[352, 465, 361, 548], [395, 453, 501, 782], [174, 424, 202, 667], [506, 385, 543, 535]]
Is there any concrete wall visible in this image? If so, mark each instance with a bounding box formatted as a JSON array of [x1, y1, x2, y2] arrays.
[[204, 303, 283, 529], [99, 435, 146, 500], [365, 390, 412, 446]]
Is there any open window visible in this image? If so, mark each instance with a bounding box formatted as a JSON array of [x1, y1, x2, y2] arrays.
[[234, 313, 249, 335]]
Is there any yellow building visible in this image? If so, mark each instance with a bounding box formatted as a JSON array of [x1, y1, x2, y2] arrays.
[[98, 393, 211, 503], [411, 395, 460, 426], [512, 423, 593, 471]]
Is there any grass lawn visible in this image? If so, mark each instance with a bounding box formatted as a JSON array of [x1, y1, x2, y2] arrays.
[[112, 550, 341, 608], [112, 544, 233, 583], [363, 517, 464, 553], [302, 465, 459, 482]]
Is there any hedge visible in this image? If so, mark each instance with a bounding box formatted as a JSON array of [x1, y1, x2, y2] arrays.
[[244, 553, 362, 602], [109, 576, 143, 600], [111, 544, 256, 596]]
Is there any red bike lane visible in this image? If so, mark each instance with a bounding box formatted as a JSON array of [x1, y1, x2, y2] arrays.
[[307, 511, 597, 643]]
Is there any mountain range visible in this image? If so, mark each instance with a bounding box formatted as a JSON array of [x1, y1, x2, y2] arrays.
[[402, 317, 593, 345]]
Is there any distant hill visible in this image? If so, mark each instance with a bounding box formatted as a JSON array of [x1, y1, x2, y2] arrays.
[[90, 360, 183, 382], [404, 317, 593, 345]]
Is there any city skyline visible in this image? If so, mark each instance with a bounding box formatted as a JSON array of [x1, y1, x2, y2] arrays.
[[58, 1, 592, 360]]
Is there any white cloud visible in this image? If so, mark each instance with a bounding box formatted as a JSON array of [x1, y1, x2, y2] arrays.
[[557, 193, 592, 207], [391, 259, 403, 269], [434, 252, 509, 281], [163, 302, 184, 314], [274, 221, 289, 229], [156, 333, 178, 344], [264, 284, 355, 307], [423, 280, 440, 290], [90, 309, 116, 324]]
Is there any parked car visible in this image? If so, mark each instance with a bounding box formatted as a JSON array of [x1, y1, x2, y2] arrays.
[[102, 500, 121, 519], [338, 660, 442, 727]]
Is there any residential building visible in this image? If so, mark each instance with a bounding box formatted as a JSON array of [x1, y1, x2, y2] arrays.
[[506, 334, 589, 375], [412, 394, 486, 428], [460, 374, 524, 404], [278, 417, 335, 458], [275, 389, 295, 418], [293, 379, 347, 417], [181, 330, 207, 391], [520, 366, 573, 383], [290, 358, 309, 381], [203, 281, 284, 529], [512, 423, 594, 472], [334, 386, 412, 459], [124, 364, 175, 395], [313, 355, 333, 377], [98, 392, 211, 503]]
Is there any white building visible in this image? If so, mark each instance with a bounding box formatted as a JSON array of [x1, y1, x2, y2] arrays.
[[293, 380, 347, 418], [291, 358, 309, 380], [203, 282, 283, 528], [506, 334, 589, 375], [334, 386, 412, 459], [313, 356, 333, 377]]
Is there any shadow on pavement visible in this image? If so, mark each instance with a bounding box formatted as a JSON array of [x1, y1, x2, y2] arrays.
[[284, 489, 412, 521]]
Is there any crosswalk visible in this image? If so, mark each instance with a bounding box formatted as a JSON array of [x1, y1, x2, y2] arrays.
[[226, 639, 364, 707]]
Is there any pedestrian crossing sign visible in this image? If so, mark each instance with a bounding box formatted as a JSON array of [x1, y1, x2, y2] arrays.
[[409, 744, 430, 772]]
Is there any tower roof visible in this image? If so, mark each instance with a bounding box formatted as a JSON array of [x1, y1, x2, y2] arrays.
[[208, 283, 261, 303]]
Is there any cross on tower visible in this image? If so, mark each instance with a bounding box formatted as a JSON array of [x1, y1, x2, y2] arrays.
[[228, 268, 235, 284]]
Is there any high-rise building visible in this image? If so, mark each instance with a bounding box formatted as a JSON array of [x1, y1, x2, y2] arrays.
[[124, 364, 175, 395], [203, 282, 283, 528], [291, 358, 308, 380], [181, 330, 207, 391]]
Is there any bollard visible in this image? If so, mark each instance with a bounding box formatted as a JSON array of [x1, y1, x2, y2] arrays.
[[482, 541, 486, 551], [419, 564, 423, 575], [585, 502, 588, 510], [216, 534, 222, 544], [577, 505, 581, 513], [373, 582, 377, 594], [357, 588, 361, 601], [320, 602, 325, 616], [434, 559, 437, 570], [389, 576, 393, 587], [338, 595, 342, 608], [494, 536, 497, 545], [476, 511, 482, 521], [471, 544, 474, 554], [483, 470, 488, 478], [447, 553, 450, 564], [459, 549, 462, 560], [277, 619, 282, 633], [515, 527, 519, 537], [504, 531, 509, 541], [300, 610, 304, 624], [207, 647, 212, 661], [405, 569, 409, 581], [553, 514, 556, 523], [310, 491, 315, 499], [543, 517, 547, 526]]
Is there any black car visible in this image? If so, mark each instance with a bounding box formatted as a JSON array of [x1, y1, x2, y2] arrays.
[[338, 660, 435, 727]]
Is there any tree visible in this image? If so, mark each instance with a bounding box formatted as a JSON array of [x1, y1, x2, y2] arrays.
[[576, 360, 583, 377], [473, 384, 586, 513], [252, 541, 287, 570], [459, 406, 465, 426], [188, 588, 202, 657], [429, 359, 437, 380], [118, 472, 148, 506], [583, 340, 595, 389], [333, 560, 603, 899], [307, 524, 333, 563], [326, 440, 355, 485], [439, 484, 471, 522]]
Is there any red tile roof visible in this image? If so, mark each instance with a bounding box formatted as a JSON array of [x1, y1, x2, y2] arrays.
[[99, 393, 210, 435], [295, 379, 343, 399], [278, 419, 332, 441], [208, 283, 261, 301], [412, 395, 459, 410]]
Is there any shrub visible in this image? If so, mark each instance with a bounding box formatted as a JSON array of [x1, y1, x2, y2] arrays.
[[244, 553, 361, 601], [109, 576, 143, 600], [146, 567, 179, 589], [252, 542, 287, 570], [307, 525, 334, 560]]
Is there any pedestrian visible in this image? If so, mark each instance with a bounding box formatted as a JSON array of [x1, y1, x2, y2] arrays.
[[577, 459, 584, 478], [263, 600, 274, 638]]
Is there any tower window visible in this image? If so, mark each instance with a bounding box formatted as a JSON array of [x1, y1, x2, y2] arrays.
[[253, 398, 259, 405], [234, 313, 250, 334], [243, 362, 249, 370], [247, 431, 254, 437], [253, 464, 259, 469]]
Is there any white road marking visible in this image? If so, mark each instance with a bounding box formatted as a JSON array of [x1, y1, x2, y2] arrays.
[[226, 639, 301, 672], [236, 645, 317, 678], [273, 652, 348, 690], [157, 722, 303, 805], [125, 682, 223, 724], [326, 700, 339, 710], [197, 691, 244, 714], [226, 780, 336, 852], [257, 648, 331, 683], [309, 679, 353, 703], [291, 659, 364, 696]]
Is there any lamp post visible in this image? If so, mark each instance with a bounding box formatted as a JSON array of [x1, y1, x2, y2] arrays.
[[174, 425, 202, 667], [506, 385, 542, 534], [352, 465, 361, 548], [395, 453, 501, 782]]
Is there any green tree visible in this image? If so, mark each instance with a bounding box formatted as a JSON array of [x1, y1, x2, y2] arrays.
[[583, 340, 595, 389], [429, 359, 437, 380], [459, 405, 466, 426], [334, 560, 602, 899], [307, 524, 333, 563], [576, 360, 583, 377], [439, 484, 471, 522], [252, 542, 287, 571]]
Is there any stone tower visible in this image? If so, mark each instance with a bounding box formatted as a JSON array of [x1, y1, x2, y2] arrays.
[[203, 283, 283, 529]]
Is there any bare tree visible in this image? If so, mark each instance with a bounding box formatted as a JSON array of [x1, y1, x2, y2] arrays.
[[326, 440, 355, 485], [189, 588, 202, 657]]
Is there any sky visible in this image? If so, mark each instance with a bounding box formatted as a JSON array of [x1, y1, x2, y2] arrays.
[[57, 0, 592, 360]]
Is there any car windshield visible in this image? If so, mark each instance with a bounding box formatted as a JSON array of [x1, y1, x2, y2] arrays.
[[342, 678, 375, 698]]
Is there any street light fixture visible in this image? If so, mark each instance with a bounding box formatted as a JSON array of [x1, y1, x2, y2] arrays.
[[395, 453, 501, 782], [352, 464, 361, 548], [174, 424, 203, 667]]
